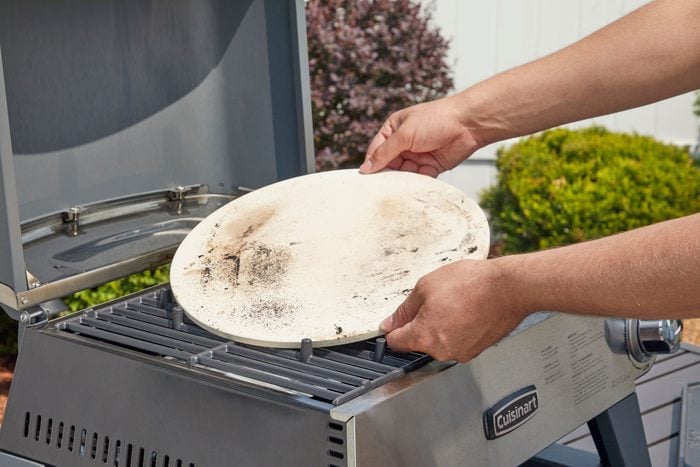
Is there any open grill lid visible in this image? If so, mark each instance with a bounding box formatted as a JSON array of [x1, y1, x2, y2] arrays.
[[0, 0, 314, 319]]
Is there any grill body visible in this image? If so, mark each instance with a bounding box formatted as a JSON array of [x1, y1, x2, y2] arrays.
[[0, 288, 649, 467], [1, 328, 339, 466]]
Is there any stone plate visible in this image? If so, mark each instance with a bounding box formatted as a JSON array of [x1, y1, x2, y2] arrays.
[[170, 169, 489, 348]]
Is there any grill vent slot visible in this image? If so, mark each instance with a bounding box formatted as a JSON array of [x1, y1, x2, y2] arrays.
[[327, 421, 347, 467], [57, 422, 64, 449], [79, 428, 87, 456], [68, 425, 76, 452], [34, 414, 41, 441], [45, 418, 53, 444], [103, 436, 111, 463], [20, 411, 195, 466]]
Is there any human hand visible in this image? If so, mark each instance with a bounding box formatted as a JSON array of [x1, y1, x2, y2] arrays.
[[380, 258, 529, 362], [359, 95, 483, 177]]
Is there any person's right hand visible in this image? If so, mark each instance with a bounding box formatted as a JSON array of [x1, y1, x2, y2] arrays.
[[359, 95, 483, 177]]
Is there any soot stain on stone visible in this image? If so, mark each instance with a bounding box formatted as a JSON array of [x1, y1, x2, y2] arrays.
[[468, 246, 478, 254], [383, 247, 400, 256], [241, 298, 298, 329], [225, 206, 277, 245], [245, 245, 291, 287], [222, 254, 241, 283], [380, 269, 410, 283], [460, 232, 475, 249]]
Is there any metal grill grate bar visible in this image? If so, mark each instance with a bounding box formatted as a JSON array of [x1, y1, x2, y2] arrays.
[[218, 346, 368, 386], [264, 349, 386, 380], [210, 351, 357, 392], [79, 317, 209, 354], [109, 305, 171, 327], [126, 301, 171, 318], [198, 356, 341, 401], [96, 311, 225, 348], [63, 322, 193, 361]]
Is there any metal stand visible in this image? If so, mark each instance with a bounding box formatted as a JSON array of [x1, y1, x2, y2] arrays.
[[587, 393, 651, 467], [523, 393, 651, 467]]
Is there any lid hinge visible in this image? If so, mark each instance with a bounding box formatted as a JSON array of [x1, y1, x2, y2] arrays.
[[18, 307, 49, 329]]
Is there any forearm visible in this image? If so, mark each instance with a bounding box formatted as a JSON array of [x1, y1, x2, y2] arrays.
[[457, 0, 700, 146], [498, 214, 700, 319]]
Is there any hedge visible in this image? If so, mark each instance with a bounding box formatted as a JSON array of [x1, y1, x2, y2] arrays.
[[481, 126, 700, 254]]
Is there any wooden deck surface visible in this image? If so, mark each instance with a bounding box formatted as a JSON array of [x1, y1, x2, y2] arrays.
[[558, 343, 700, 466]]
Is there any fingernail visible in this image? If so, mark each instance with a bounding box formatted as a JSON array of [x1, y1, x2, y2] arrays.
[[359, 159, 373, 173], [379, 315, 393, 332]]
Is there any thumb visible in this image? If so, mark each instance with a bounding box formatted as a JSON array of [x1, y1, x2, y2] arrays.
[[384, 320, 419, 354], [360, 128, 411, 174], [380, 288, 421, 333]]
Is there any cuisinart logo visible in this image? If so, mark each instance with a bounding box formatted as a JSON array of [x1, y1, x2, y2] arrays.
[[483, 385, 539, 440]]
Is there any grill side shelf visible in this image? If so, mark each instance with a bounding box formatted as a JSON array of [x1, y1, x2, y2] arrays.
[[56, 286, 431, 405]]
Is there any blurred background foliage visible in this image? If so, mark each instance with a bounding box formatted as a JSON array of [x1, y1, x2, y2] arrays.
[[64, 265, 170, 312], [481, 127, 700, 254], [307, 0, 452, 170]]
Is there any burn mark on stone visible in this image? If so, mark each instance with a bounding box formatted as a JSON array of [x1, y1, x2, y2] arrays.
[[200, 264, 213, 286], [468, 246, 478, 254], [380, 269, 410, 282], [383, 247, 399, 256], [440, 257, 449, 262], [242, 225, 255, 239], [246, 245, 291, 287], [402, 288, 412, 295], [222, 254, 241, 283], [241, 298, 297, 329]]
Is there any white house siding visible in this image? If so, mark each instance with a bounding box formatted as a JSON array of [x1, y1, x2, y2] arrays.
[[428, 0, 699, 201]]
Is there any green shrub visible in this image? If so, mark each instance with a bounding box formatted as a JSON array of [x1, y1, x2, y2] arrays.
[[64, 265, 170, 312], [694, 91, 700, 118], [480, 127, 700, 254]]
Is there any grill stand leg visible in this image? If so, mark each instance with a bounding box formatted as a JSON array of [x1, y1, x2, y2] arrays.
[[587, 393, 651, 467], [523, 393, 650, 467]]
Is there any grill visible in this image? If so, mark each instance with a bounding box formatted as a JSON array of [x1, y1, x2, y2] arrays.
[[0, 1, 677, 466], [58, 286, 431, 407]]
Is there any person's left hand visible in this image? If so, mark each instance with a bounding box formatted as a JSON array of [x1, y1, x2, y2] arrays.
[[380, 258, 528, 362]]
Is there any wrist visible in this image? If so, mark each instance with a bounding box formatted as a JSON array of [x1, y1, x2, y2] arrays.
[[490, 254, 537, 320], [451, 84, 510, 149]]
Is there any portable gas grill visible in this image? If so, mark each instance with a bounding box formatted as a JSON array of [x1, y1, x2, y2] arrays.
[[0, 1, 683, 466]]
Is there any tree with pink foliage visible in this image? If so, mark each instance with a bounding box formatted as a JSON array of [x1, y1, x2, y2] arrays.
[[306, 0, 453, 170]]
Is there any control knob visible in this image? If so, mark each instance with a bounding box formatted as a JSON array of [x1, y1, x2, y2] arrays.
[[605, 318, 683, 368]]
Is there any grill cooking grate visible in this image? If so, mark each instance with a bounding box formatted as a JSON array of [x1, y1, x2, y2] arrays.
[[57, 286, 430, 405]]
